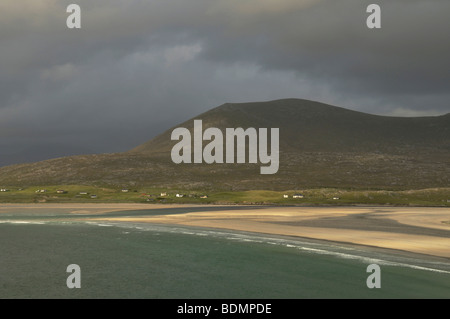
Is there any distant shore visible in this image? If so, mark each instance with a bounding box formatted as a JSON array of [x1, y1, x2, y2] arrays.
[[2, 203, 448, 258]]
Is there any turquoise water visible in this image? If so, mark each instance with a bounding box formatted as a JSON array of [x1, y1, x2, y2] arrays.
[[0, 208, 449, 299]]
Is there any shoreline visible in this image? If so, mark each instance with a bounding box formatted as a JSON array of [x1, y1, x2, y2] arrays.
[[1, 203, 449, 259], [128, 221, 450, 266]]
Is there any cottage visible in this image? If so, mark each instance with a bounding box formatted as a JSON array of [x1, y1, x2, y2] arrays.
[[200, 195, 208, 199], [79, 192, 88, 195], [283, 194, 289, 198], [121, 189, 129, 193], [0, 189, 9, 192], [160, 192, 167, 197], [293, 194, 304, 199], [90, 195, 97, 199], [56, 190, 67, 194], [176, 193, 185, 198], [333, 197, 340, 200]]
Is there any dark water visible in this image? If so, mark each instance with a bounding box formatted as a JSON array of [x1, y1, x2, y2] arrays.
[[0, 208, 449, 299]]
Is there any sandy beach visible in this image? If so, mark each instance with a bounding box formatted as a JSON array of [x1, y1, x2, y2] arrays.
[[1, 203, 449, 258]]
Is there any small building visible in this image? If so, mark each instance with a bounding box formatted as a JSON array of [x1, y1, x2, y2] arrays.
[[283, 194, 289, 198], [293, 194, 304, 199], [56, 190, 67, 194], [90, 195, 97, 199], [0, 189, 9, 192], [79, 192, 88, 195], [160, 192, 167, 197], [176, 193, 184, 198], [121, 189, 129, 193], [200, 195, 208, 199], [333, 197, 340, 200]]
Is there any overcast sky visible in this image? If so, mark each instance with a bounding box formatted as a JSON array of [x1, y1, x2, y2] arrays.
[[1, 0, 449, 166]]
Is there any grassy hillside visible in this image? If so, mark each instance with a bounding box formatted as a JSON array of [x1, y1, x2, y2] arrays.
[[131, 99, 450, 154], [0, 99, 448, 192], [0, 185, 449, 206]]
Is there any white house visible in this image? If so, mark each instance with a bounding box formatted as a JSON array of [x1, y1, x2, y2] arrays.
[[283, 194, 289, 198], [160, 192, 167, 197], [293, 194, 304, 199], [176, 193, 184, 198]]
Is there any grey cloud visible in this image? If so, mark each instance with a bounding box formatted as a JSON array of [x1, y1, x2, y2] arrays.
[[0, 0, 448, 166], [199, 0, 450, 97]]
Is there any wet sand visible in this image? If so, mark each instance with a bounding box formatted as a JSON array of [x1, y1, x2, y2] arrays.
[[1, 204, 449, 258]]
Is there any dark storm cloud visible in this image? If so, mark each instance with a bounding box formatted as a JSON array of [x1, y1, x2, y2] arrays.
[[0, 0, 449, 166], [196, 0, 450, 112]]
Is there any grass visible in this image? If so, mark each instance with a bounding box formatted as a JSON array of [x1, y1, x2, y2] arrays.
[[0, 185, 449, 206]]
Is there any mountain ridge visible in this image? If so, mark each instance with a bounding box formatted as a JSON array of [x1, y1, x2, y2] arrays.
[[130, 98, 450, 155], [0, 98, 448, 190]]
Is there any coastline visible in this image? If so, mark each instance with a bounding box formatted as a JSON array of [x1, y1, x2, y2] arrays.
[[1, 203, 449, 258]]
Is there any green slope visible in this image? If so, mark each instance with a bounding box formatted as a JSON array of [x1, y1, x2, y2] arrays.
[[0, 99, 449, 191]]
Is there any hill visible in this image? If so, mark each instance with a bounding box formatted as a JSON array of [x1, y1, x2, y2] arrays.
[[0, 99, 448, 190]]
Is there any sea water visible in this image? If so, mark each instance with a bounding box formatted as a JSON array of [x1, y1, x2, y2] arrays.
[[0, 207, 449, 299]]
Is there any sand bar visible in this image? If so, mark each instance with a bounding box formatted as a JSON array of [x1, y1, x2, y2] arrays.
[[1, 204, 449, 258], [89, 205, 450, 258]]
